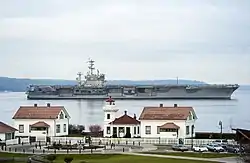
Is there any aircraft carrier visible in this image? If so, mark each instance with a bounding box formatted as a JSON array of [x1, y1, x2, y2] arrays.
[[26, 59, 239, 100]]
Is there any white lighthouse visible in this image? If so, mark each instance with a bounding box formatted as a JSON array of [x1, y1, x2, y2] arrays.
[[103, 96, 119, 137]]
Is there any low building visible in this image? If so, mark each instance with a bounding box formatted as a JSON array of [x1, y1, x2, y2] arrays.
[[0, 121, 17, 141], [102, 97, 197, 139], [139, 103, 197, 139], [12, 103, 70, 140], [103, 97, 140, 138]]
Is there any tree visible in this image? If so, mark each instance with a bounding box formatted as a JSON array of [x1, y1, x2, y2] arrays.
[[89, 125, 102, 133], [233, 128, 250, 163], [68, 124, 85, 134], [77, 125, 85, 133], [64, 156, 73, 163]]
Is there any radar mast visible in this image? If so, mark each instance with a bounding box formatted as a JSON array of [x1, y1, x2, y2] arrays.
[[88, 59, 95, 75]]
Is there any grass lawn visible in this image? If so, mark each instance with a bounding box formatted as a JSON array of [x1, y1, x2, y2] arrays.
[[0, 152, 31, 157], [142, 152, 238, 158], [52, 154, 216, 163], [0, 153, 216, 163]]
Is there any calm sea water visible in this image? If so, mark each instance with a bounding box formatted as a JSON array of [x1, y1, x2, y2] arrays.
[[0, 87, 249, 133]]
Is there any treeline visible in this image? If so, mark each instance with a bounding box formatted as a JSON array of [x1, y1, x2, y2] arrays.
[[0, 76, 207, 92]]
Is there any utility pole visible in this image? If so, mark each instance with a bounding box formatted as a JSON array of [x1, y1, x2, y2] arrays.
[[219, 121, 223, 139]]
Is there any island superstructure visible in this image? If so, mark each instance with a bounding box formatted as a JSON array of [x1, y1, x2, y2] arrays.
[[26, 59, 239, 100]]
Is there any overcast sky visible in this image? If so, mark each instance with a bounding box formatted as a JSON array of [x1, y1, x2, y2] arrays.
[[0, 0, 249, 84]]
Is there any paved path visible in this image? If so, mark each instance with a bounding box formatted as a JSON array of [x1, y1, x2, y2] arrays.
[[3, 143, 241, 163], [123, 152, 239, 163]]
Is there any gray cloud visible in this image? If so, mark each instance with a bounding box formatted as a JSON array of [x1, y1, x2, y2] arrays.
[[0, 0, 249, 84]]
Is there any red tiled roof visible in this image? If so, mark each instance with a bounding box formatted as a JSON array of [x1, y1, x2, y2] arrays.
[[12, 106, 65, 119], [31, 121, 50, 127], [110, 112, 140, 125], [160, 122, 180, 129], [139, 106, 195, 120], [0, 121, 17, 133]]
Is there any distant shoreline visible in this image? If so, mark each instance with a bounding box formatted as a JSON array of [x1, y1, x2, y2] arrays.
[[0, 76, 247, 92]]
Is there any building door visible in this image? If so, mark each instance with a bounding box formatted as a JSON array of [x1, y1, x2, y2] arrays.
[[125, 127, 131, 138], [126, 127, 130, 134], [112, 127, 117, 137]]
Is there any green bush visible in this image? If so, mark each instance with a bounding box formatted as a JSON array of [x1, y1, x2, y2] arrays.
[[46, 154, 56, 162], [64, 156, 74, 163], [31, 156, 51, 163]]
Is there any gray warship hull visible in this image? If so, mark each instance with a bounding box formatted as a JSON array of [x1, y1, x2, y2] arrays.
[[26, 84, 239, 100], [26, 59, 239, 100]]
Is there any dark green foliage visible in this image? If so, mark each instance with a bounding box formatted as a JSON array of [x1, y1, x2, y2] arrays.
[[195, 132, 236, 139], [64, 156, 74, 163], [31, 155, 51, 163], [68, 124, 85, 135], [46, 154, 56, 162]]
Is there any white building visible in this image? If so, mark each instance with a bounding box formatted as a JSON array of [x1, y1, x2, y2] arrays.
[[139, 103, 197, 139], [12, 103, 70, 140], [103, 98, 197, 139], [103, 97, 140, 138], [0, 121, 17, 141]]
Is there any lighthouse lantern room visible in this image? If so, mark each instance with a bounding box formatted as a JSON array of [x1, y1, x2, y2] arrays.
[[103, 96, 119, 125]]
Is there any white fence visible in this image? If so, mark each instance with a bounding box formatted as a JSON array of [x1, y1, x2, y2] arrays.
[[4, 136, 236, 146], [6, 139, 18, 145], [5, 137, 29, 145], [50, 137, 236, 146], [51, 137, 85, 145]]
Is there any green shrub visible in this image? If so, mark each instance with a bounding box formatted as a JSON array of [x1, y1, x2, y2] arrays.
[[64, 156, 74, 163], [31, 156, 51, 163], [46, 154, 56, 162]]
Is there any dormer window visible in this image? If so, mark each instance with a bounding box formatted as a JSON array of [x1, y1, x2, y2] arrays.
[[59, 112, 64, 119]]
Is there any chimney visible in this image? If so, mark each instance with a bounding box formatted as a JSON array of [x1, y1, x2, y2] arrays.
[[124, 110, 127, 115], [34, 104, 37, 107], [159, 104, 163, 107], [174, 104, 178, 107], [134, 114, 137, 119], [47, 103, 51, 107]]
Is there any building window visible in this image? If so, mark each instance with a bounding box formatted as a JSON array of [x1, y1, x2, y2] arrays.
[[107, 114, 110, 119], [19, 125, 24, 133], [107, 127, 111, 134], [137, 126, 140, 134], [191, 125, 195, 135], [63, 124, 67, 132], [145, 126, 151, 134], [157, 126, 160, 134], [134, 127, 136, 135], [119, 127, 124, 133], [56, 124, 60, 133], [59, 112, 64, 119], [186, 126, 190, 135]]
